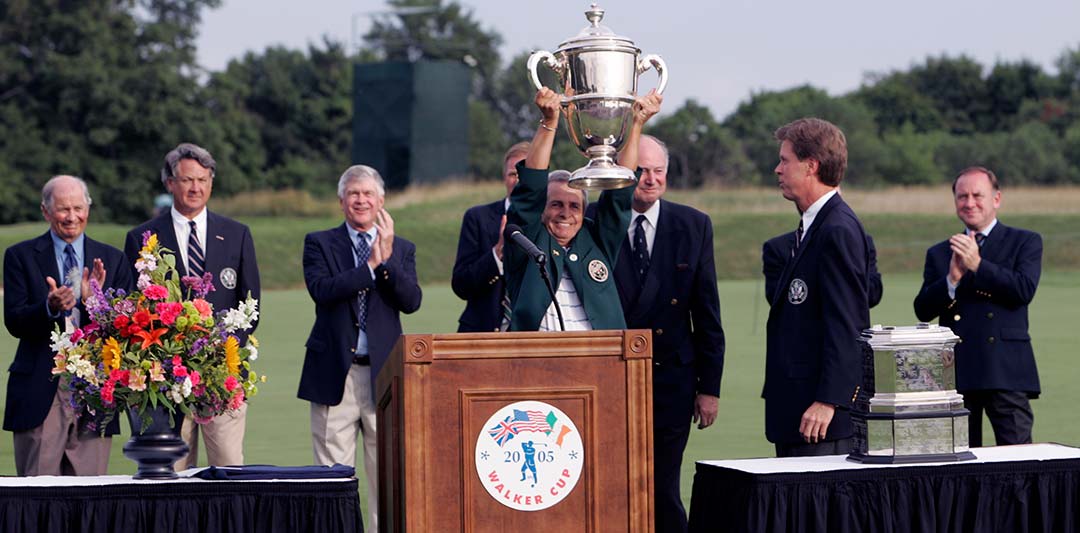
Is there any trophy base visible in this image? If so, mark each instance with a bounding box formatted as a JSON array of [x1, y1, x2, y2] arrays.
[[846, 450, 976, 464], [569, 160, 637, 190]]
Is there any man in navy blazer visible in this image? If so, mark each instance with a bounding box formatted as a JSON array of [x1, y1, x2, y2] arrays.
[[124, 143, 261, 469], [763, 118, 870, 457], [914, 166, 1041, 447], [5, 175, 133, 475], [451, 142, 529, 332], [764, 230, 883, 308], [588, 134, 725, 533], [298, 164, 422, 531]]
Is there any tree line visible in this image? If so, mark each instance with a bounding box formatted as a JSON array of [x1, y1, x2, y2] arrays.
[[3, 0, 1080, 224]]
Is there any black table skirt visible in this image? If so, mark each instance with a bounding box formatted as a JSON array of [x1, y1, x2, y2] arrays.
[[0, 479, 363, 533], [688, 458, 1080, 533]]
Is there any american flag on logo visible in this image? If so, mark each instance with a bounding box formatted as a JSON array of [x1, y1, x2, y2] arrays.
[[487, 410, 555, 447]]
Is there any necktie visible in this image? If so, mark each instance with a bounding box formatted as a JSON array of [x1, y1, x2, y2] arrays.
[[353, 233, 371, 331], [187, 220, 205, 277], [633, 214, 650, 282], [792, 219, 804, 257], [62, 244, 78, 287], [975, 232, 986, 247], [62, 244, 78, 319]]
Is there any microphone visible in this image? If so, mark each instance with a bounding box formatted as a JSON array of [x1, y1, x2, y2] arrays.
[[504, 224, 546, 265], [504, 223, 563, 331]]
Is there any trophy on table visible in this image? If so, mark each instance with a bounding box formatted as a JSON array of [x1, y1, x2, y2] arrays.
[[849, 324, 977, 463], [527, 3, 668, 190]]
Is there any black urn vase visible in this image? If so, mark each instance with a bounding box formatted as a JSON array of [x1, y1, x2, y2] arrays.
[[123, 406, 189, 480]]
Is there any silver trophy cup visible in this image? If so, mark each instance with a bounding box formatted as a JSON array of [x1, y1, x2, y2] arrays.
[[527, 4, 668, 190]]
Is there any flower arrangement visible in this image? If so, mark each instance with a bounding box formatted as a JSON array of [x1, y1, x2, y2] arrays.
[[51, 231, 263, 432]]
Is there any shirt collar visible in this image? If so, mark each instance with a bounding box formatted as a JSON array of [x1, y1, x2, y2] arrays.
[[171, 205, 207, 228], [966, 218, 998, 237], [346, 224, 378, 244], [801, 188, 838, 235], [631, 199, 661, 230], [50, 231, 85, 259]]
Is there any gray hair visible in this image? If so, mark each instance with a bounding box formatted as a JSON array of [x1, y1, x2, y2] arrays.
[[337, 165, 386, 198], [161, 143, 217, 185], [641, 134, 670, 167], [548, 170, 587, 204], [41, 175, 92, 211]]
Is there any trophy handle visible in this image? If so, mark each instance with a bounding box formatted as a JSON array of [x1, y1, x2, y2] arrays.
[[638, 54, 669, 94], [527, 50, 559, 91]]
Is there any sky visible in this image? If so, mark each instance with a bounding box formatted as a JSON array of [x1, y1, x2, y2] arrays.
[[196, 0, 1080, 119]]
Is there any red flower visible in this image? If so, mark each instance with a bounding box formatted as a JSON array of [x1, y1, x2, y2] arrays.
[[113, 315, 130, 329], [110, 369, 131, 387], [126, 324, 142, 337], [101, 380, 115, 405], [132, 309, 153, 328]]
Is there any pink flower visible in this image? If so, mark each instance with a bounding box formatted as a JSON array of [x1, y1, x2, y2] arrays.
[[173, 365, 188, 378], [156, 302, 183, 326], [224, 375, 239, 392], [228, 390, 245, 410], [192, 299, 212, 318], [172, 355, 183, 366], [70, 328, 84, 343], [189, 370, 201, 387], [143, 284, 169, 301]]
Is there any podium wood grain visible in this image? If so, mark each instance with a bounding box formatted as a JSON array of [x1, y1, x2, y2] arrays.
[[376, 330, 654, 532]]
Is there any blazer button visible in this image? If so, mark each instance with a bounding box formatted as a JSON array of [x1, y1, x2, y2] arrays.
[[953, 314, 961, 322], [670, 298, 678, 305], [350, 347, 356, 353], [986, 312, 994, 319], [988, 336, 995, 343], [655, 328, 664, 336], [354, 322, 360, 328]]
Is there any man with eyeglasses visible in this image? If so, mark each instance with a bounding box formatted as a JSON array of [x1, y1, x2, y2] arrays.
[[124, 142, 261, 469]]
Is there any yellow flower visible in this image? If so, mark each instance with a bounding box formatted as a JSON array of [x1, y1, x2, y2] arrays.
[[140, 233, 159, 254], [225, 336, 240, 376], [101, 337, 122, 372], [248, 335, 259, 348]]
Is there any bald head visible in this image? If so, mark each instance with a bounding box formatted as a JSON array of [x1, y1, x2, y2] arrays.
[[40, 175, 92, 243], [633, 135, 669, 212]]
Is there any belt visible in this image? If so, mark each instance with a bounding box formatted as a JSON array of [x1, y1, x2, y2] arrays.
[[352, 354, 370, 366]]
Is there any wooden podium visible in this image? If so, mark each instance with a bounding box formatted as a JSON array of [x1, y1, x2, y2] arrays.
[[375, 330, 654, 532]]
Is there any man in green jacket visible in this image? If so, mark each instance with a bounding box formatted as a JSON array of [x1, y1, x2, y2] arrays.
[[506, 87, 661, 331]]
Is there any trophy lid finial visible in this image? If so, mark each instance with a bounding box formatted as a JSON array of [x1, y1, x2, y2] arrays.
[[585, 4, 605, 26]]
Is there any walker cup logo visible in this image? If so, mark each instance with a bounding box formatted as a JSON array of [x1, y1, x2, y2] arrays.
[[788, 278, 808, 305], [219, 267, 238, 290], [475, 400, 583, 511]]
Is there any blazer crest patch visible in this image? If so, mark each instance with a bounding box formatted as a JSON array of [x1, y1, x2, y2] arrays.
[[788, 278, 808, 305], [588, 260, 609, 282]]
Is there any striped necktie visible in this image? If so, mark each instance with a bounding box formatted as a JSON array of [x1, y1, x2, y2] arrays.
[[975, 232, 986, 247], [187, 220, 205, 277]]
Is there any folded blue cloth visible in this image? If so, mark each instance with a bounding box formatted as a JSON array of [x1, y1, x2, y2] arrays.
[[191, 464, 356, 480]]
